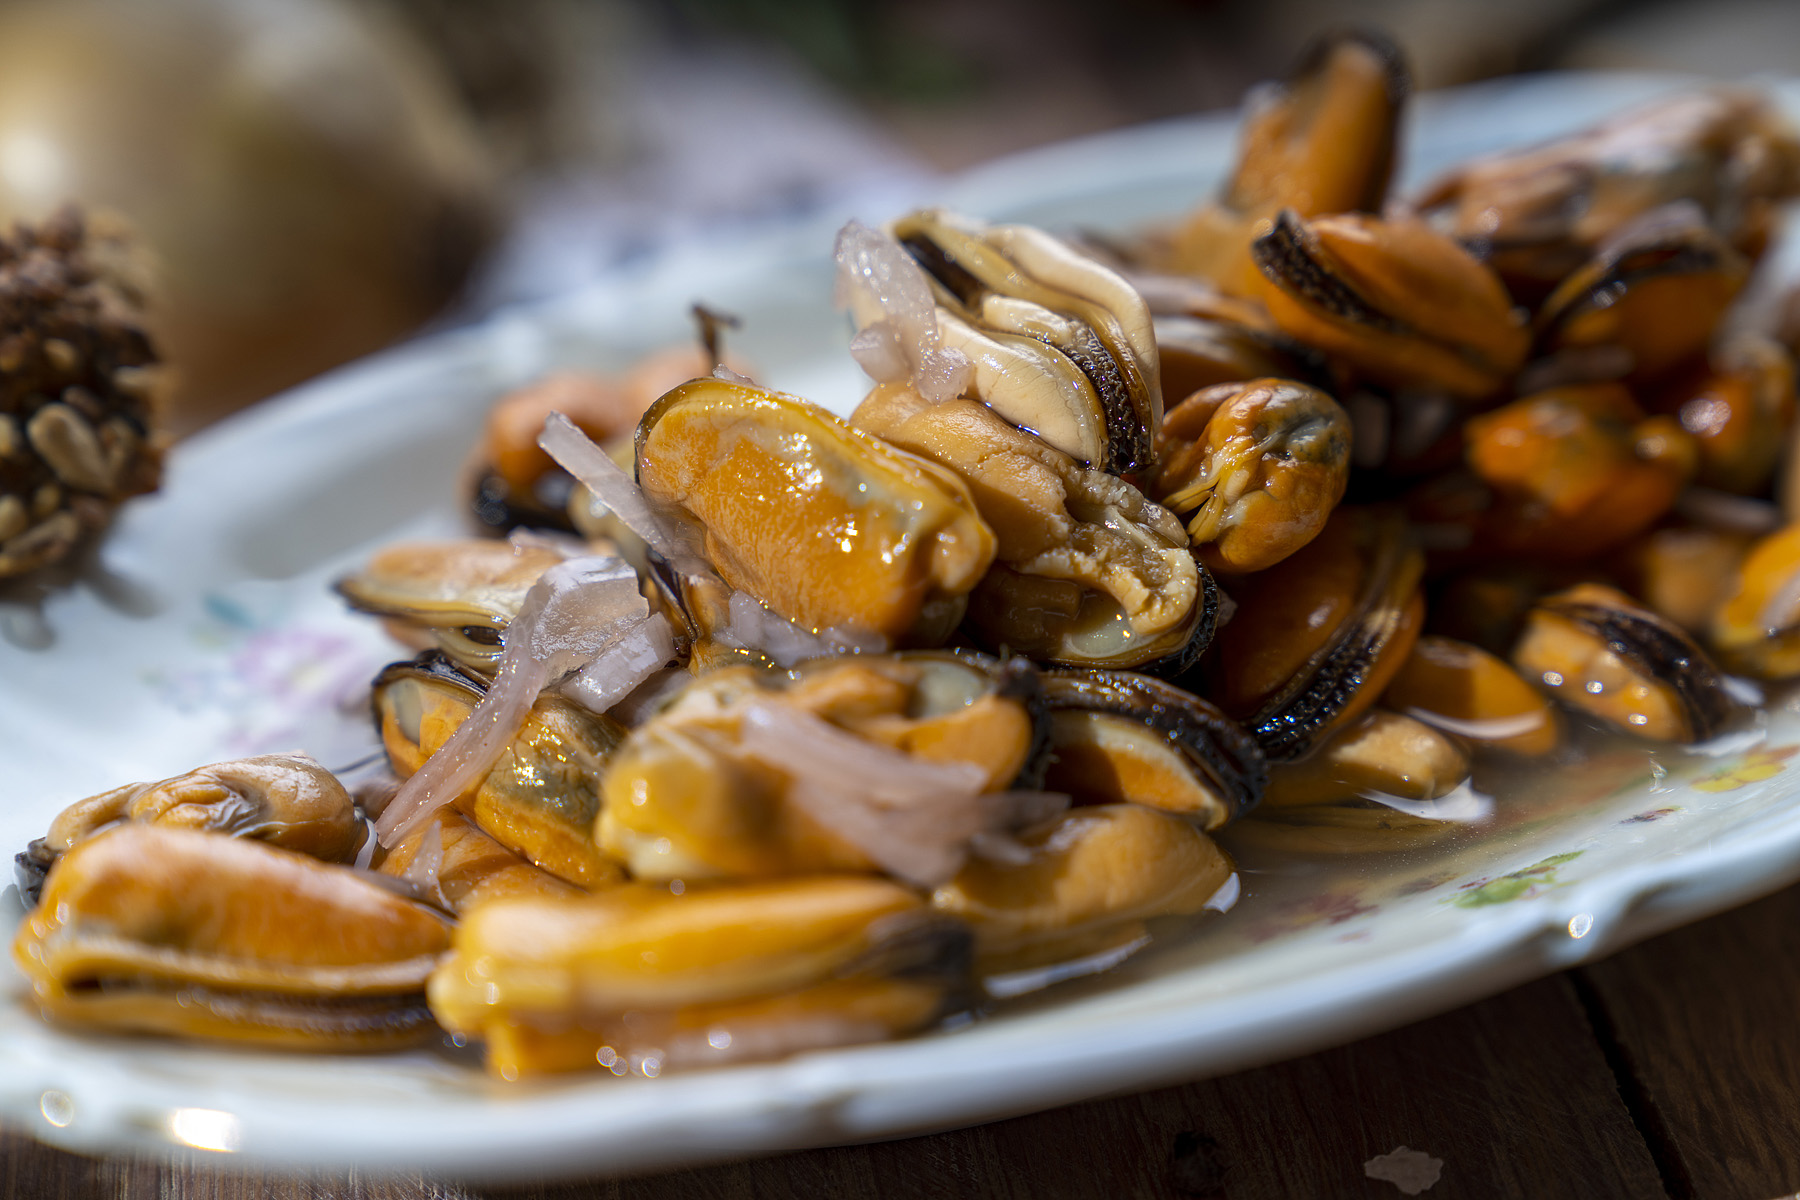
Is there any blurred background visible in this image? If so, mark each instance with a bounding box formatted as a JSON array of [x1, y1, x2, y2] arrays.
[[0, 0, 1791, 435]]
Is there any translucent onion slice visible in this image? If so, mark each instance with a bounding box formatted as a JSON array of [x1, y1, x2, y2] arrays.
[[560, 612, 679, 714], [539, 414, 713, 578], [736, 701, 1068, 887], [375, 556, 647, 846], [835, 219, 972, 402], [396, 819, 446, 907], [715, 590, 885, 667]]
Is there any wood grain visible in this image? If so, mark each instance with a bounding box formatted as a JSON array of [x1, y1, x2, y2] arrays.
[[1580, 885, 1800, 1200], [0, 972, 1664, 1200]]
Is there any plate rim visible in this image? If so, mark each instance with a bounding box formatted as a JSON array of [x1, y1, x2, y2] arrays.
[[6, 68, 1800, 1179]]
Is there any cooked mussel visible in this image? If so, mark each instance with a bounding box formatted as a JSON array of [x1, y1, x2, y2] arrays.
[[336, 538, 568, 676], [1534, 204, 1749, 386], [1711, 523, 1800, 678], [1416, 88, 1800, 299], [1039, 669, 1266, 828], [1260, 709, 1472, 808], [1514, 582, 1737, 742], [1148, 378, 1352, 574], [1460, 383, 1697, 560], [931, 803, 1235, 976], [1612, 523, 1754, 636], [1250, 210, 1530, 399], [377, 808, 585, 914], [634, 377, 995, 647], [1167, 29, 1409, 296], [12, 825, 452, 1049], [428, 875, 970, 1077], [1383, 635, 1561, 757], [1206, 507, 1425, 761], [373, 651, 628, 889], [1649, 334, 1796, 495], [1152, 312, 1333, 407], [597, 651, 1058, 886], [1233, 708, 1484, 852], [472, 372, 647, 533], [15, 752, 362, 904], [885, 209, 1162, 475], [855, 383, 1211, 671]]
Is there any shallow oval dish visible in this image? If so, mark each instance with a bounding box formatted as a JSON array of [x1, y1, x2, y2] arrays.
[[7, 71, 1800, 1178]]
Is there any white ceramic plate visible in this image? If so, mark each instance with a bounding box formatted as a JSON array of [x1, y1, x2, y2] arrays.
[[6, 71, 1800, 1180]]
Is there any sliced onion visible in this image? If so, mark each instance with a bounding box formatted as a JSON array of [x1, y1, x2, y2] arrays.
[[559, 611, 679, 713], [397, 818, 445, 906], [834, 219, 972, 402], [542, 413, 892, 666], [375, 555, 647, 846], [604, 666, 693, 727], [351, 816, 380, 871], [539, 414, 713, 578], [736, 701, 1066, 887], [714, 590, 885, 667], [506, 527, 587, 559]]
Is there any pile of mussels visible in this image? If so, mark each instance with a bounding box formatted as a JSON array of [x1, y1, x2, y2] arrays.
[[17, 32, 1800, 1080]]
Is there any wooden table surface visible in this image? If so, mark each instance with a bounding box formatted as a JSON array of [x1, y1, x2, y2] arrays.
[[7, 879, 1800, 1199]]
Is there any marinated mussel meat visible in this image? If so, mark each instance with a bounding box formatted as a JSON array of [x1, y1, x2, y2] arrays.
[[1416, 88, 1800, 299], [932, 804, 1235, 976], [1148, 378, 1352, 574], [374, 651, 627, 888], [377, 808, 585, 914], [598, 652, 1058, 886], [1250, 210, 1530, 399], [428, 875, 969, 1077], [1260, 709, 1471, 808], [372, 553, 656, 849], [1612, 523, 1754, 636], [882, 209, 1162, 475], [1383, 635, 1561, 757], [1460, 383, 1697, 561], [1232, 704, 1487, 854], [1514, 582, 1738, 742], [13, 825, 451, 1049], [15, 752, 362, 903], [633, 377, 995, 646], [336, 538, 568, 676], [472, 372, 649, 533], [855, 383, 1210, 671], [1533, 204, 1749, 386], [1649, 334, 1796, 495], [1711, 523, 1800, 678], [1152, 311, 1331, 409], [1167, 29, 1409, 297], [1206, 507, 1425, 761], [1039, 669, 1266, 827]]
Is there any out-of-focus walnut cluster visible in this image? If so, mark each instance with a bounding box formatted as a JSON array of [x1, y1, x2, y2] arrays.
[[0, 207, 164, 579]]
